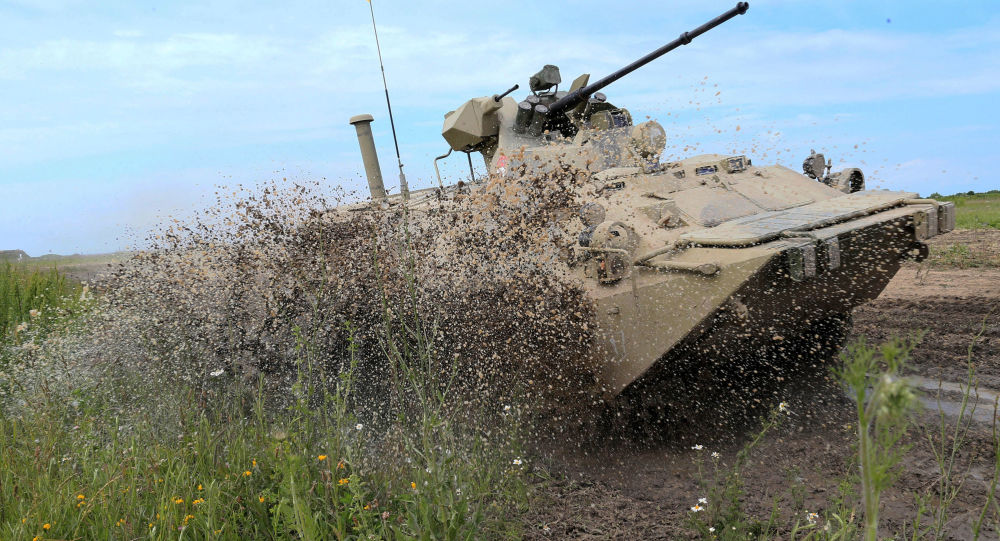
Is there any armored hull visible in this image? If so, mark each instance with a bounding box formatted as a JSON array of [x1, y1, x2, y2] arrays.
[[346, 2, 952, 398]]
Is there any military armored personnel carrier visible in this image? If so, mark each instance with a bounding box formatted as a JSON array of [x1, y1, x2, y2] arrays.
[[348, 2, 954, 398]]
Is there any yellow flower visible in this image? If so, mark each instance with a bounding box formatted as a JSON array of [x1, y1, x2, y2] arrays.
[[215, 529, 222, 534], [174, 498, 184, 504], [76, 494, 85, 500], [43, 523, 51, 530], [243, 470, 252, 477], [259, 496, 266, 503], [337, 460, 345, 470], [192, 498, 205, 505], [318, 455, 327, 462], [197, 484, 203, 491], [32, 537, 39, 541], [338, 478, 349, 485], [149, 523, 154, 528], [364, 504, 370, 510], [252, 459, 257, 467], [410, 482, 417, 489]]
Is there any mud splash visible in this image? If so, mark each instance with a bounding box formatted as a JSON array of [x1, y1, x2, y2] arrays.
[[90, 167, 600, 421]]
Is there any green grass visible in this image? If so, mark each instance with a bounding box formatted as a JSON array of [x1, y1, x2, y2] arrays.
[[0, 378, 526, 540], [929, 190, 1000, 230], [0, 262, 528, 540], [0, 262, 81, 341]]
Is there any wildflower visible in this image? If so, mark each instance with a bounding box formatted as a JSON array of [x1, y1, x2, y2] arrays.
[[337, 460, 345, 469], [29, 309, 39, 318], [15, 322, 27, 333], [252, 459, 257, 467], [197, 484, 203, 491], [691, 504, 703, 512], [709, 526, 715, 532], [209, 368, 224, 377], [192, 498, 205, 505], [364, 504, 370, 510], [698, 497, 708, 504], [711, 452, 720, 459], [381, 511, 390, 520], [691, 444, 703, 451], [243, 470, 252, 477], [318, 455, 328, 462], [259, 496, 266, 503], [77, 494, 85, 500], [355, 423, 363, 430], [215, 529, 222, 534], [456, 488, 462, 496], [338, 478, 350, 485], [779, 401, 790, 413], [807, 512, 819, 525], [33, 537, 39, 541], [513, 458, 523, 466], [174, 498, 184, 504], [43, 523, 51, 530], [543, 525, 551, 533], [410, 482, 417, 489], [149, 523, 154, 528], [503, 404, 511, 412]]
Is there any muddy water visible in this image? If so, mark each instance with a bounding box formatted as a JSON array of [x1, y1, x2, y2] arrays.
[[89, 175, 601, 423]]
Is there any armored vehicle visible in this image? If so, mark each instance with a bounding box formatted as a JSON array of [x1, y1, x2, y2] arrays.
[[349, 2, 954, 398]]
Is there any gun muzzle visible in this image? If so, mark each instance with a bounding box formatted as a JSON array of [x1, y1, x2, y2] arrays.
[[547, 2, 749, 117], [349, 114, 387, 202]]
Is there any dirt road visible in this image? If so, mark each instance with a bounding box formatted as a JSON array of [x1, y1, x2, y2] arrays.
[[526, 230, 1000, 540]]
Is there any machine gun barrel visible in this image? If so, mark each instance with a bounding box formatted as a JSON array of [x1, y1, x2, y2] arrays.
[[547, 2, 749, 115]]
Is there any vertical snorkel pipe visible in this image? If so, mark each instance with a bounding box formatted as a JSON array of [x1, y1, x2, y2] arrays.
[[349, 114, 387, 202]]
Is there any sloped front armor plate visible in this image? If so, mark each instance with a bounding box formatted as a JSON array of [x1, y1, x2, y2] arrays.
[[680, 190, 918, 247]]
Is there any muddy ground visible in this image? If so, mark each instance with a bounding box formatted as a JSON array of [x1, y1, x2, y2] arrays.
[[525, 230, 1000, 540]]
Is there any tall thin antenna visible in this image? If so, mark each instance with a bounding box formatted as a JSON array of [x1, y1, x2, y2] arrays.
[[367, 0, 409, 200]]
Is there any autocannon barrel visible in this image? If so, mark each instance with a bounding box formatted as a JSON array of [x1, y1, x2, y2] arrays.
[[547, 2, 749, 116]]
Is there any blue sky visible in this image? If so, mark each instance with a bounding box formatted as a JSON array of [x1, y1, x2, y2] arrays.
[[1, 0, 997, 255]]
